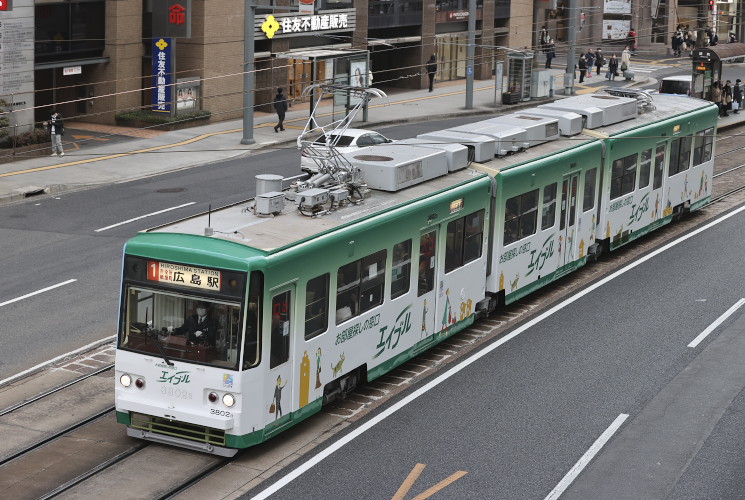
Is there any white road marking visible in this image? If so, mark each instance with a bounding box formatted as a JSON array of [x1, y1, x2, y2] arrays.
[[250, 202, 745, 500], [544, 413, 629, 500], [688, 298, 745, 348], [94, 202, 196, 232], [0, 279, 77, 308]]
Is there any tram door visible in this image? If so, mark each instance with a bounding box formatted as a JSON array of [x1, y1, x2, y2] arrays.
[[418, 230, 438, 337], [265, 286, 294, 427], [559, 173, 579, 266]]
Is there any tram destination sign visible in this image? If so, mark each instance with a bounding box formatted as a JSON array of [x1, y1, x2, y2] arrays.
[[147, 261, 221, 291]]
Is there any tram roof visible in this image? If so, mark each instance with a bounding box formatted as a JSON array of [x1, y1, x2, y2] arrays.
[[147, 168, 488, 253], [145, 93, 714, 252]]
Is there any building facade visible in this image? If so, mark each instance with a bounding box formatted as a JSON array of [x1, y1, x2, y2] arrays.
[[3, 0, 736, 132]]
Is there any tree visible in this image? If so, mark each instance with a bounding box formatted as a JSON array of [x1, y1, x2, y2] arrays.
[[0, 98, 9, 141]]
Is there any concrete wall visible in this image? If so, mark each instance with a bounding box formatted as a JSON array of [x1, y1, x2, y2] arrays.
[[85, 0, 144, 124]]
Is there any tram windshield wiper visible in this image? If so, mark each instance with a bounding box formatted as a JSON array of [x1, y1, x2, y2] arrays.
[[154, 330, 175, 367]]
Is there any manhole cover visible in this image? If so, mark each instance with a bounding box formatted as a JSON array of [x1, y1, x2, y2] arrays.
[[156, 188, 186, 193], [353, 155, 394, 161]]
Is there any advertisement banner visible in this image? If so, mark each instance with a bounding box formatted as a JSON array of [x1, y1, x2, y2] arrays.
[[152, 38, 173, 114], [604, 0, 631, 15], [603, 19, 631, 40]]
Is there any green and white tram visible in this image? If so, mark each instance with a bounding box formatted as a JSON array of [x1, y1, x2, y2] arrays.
[[115, 90, 717, 455]]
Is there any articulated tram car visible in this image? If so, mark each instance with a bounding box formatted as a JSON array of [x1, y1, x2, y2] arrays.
[[115, 92, 718, 456]]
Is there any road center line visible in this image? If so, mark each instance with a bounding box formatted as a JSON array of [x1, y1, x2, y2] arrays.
[[544, 413, 629, 500], [94, 202, 196, 232], [0, 279, 77, 308], [688, 298, 745, 348], [250, 203, 745, 500]]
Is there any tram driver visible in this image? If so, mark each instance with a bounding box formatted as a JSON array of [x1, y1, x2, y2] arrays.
[[174, 301, 217, 346]]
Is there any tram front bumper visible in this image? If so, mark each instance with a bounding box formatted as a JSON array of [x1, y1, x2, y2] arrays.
[[116, 394, 235, 430]]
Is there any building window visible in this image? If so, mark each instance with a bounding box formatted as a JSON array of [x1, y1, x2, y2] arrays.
[[35, 0, 106, 63]]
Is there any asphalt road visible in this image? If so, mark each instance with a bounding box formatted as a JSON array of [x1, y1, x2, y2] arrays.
[[245, 205, 745, 499], [0, 116, 493, 380]]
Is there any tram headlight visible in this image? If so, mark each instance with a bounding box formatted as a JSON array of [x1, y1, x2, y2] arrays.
[[222, 393, 235, 407], [120, 374, 132, 388]]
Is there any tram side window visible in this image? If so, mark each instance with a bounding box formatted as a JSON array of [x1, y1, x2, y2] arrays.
[[504, 190, 538, 245], [583, 169, 597, 211], [542, 183, 557, 230], [669, 135, 692, 176], [418, 231, 436, 297], [336, 250, 387, 325], [445, 218, 464, 273], [610, 154, 637, 199], [270, 291, 291, 369], [391, 240, 412, 299], [693, 128, 714, 166], [445, 210, 485, 273], [639, 150, 651, 188], [305, 274, 329, 340], [653, 144, 666, 190], [463, 210, 485, 264]]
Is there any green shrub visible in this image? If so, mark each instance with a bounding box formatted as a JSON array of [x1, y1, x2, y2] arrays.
[[0, 128, 49, 149], [115, 109, 211, 125]]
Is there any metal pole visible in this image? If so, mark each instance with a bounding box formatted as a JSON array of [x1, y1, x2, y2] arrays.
[[565, 0, 577, 96], [241, 0, 256, 145], [466, 0, 475, 109]]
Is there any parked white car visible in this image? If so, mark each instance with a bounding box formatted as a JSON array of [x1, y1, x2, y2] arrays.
[[301, 128, 393, 173]]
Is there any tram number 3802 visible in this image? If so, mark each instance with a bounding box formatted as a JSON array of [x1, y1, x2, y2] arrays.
[[210, 409, 233, 418], [161, 386, 193, 400]]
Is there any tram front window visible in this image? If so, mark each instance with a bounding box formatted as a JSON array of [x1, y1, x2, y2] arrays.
[[121, 286, 243, 369]]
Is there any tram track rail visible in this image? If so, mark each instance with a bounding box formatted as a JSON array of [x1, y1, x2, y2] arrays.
[[6, 124, 745, 498], [0, 364, 114, 418], [0, 406, 115, 468]]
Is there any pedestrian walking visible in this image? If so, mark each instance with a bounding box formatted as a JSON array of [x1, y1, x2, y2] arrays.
[[49, 110, 64, 157], [426, 54, 437, 92], [733, 79, 743, 114], [594, 48, 604, 77], [710, 81, 723, 117], [545, 42, 555, 69], [273, 87, 288, 133], [722, 80, 733, 117], [608, 54, 619, 81], [586, 49, 595, 77], [621, 46, 631, 74], [578, 54, 587, 84]]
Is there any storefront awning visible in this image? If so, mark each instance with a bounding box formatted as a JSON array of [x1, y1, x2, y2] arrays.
[[693, 43, 745, 63], [273, 47, 364, 61], [35, 57, 110, 70]]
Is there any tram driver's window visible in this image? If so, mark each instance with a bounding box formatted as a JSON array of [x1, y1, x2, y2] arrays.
[[270, 291, 291, 369]]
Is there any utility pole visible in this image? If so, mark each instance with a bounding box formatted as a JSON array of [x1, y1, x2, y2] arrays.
[[565, 0, 577, 96], [466, 0, 476, 109], [241, 0, 256, 145]]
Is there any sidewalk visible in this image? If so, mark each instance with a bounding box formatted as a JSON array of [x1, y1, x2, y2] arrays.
[[0, 69, 735, 205]]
